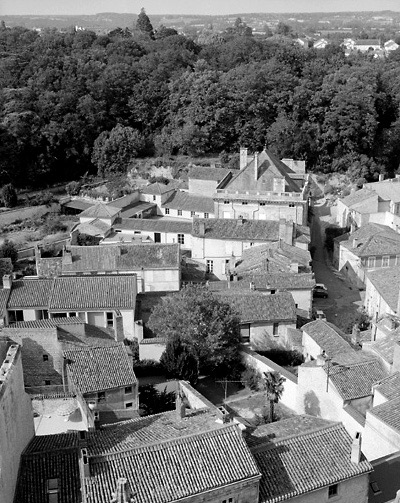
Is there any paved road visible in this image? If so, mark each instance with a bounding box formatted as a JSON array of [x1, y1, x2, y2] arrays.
[[310, 200, 363, 332]]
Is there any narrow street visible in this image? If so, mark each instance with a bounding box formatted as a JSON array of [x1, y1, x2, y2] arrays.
[[310, 199, 363, 332]]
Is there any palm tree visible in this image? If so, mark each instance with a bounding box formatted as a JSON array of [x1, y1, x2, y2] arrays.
[[264, 371, 285, 423]]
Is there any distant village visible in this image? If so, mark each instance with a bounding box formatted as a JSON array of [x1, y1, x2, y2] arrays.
[[2, 145, 400, 503]]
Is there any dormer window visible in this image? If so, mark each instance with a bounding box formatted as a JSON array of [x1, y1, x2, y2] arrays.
[[367, 256, 376, 268], [382, 255, 390, 267], [47, 478, 59, 503]]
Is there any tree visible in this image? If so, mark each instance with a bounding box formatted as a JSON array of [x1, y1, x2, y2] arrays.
[[148, 286, 242, 382], [1, 183, 17, 208], [160, 334, 199, 384], [66, 181, 82, 196], [136, 8, 154, 39], [138, 384, 175, 416], [0, 239, 18, 264], [263, 371, 285, 422]]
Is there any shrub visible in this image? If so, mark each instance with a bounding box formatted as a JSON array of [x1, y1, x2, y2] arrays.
[[1, 184, 18, 208], [42, 216, 67, 235], [66, 181, 82, 196], [256, 348, 304, 367], [29, 192, 55, 206], [138, 384, 175, 416], [0, 239, 18, 264], [133, 359, 165, 377], [242, 365, 264, 392]]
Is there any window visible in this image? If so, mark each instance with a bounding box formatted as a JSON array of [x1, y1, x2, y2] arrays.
[[38, 309, 49, 320], [273, 323, 279, 336], [43, 354, 49, 362], [204, 213, 209, 219], [222, 499, 234, 503], [328, 484, 338, 498], [8, 310, 23, 323], [260, 202, 266, 206], [106, 312, 114, 328], [153, 195, 156, 201], [68, 312, 76, 318], [289, 203, 295, 208], [382, 255, 390, 267], [206, 260, 214, 274], [396, 255, 400, 265], [270, 289, 276, 295], [224, 200, 230, 204], [45, 380, 51, 386], [242, 201, 248, 205], [165, 208, 170, 215], [191, 211, 196, 217], [177, 234, 185, 245], [98, 391, 106, 402], [125, 402, 133, 408], [177, 209, 182, 216], [125, 386, 132, 394], [367, 256, 376, 268]]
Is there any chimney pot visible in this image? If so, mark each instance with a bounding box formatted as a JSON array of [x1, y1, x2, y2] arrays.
[[3, 274, 12, 289], [254, 152, 259, 180], [379, 173, 384, 182], [351, 432, 362, 464]]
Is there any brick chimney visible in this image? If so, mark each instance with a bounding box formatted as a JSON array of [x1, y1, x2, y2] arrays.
[[3, 274, 12, 289], [351, 432, 362, 464], [254, 152, 259, 181], [240, 147, 248, 170], [193, 219, 205, 237], [114, 311, 124, 342]]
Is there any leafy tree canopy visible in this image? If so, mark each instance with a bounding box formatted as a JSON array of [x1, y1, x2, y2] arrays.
[[136, 8, 154, 39]]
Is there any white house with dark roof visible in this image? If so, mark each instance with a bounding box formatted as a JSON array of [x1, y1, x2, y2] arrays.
[[160, 190, 215, 219], [213, 147, 310, 225], [139, 182, 176, 215]]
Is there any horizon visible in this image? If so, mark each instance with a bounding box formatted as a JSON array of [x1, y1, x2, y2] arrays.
[[1, 0, 400, 17]]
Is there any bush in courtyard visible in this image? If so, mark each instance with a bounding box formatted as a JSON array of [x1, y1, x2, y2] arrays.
[[133, 359, 165, 377], [241, 365, 264, 392], [256, 348, 304, 367], [1, 183, 18, 208], [138, 384, 175, 416]]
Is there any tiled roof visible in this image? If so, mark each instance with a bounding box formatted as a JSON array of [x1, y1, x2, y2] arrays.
[[339, 223, 400, 257], [83, 424, 260, 503], [63, 244, 180, 272], [369, 396, 400, 432], [79, 203, 120, 219], [253, 421, 372, 503], [339, 188, 377, 209], [192, 218, 279, 241], [219, 149, 302, 194], [6, 316, 84, 329], [364, 180, 400, 203], [326, 359, 385, 400], [301, 320, 352, 359], [106, 192, 138, 209], [373, 372, 400, 401], [37, 257, 63, 278], [61, 199, 93, 211], [77, 218, 111, 235], [64, 343, 137, 394], [117, 217, 193, 234], [163, 190, 214, 214], [120, 201, 156, 218], [0, 288, 10, 316], [209, 273, 315, 291], [215, 291, 296, 323], [49, 275, 136, 310], [355, 39, 381, 45], [7, 279, 54, 309], [366, 266, 400, 312], [14, 433, 81, 503], [141, 182, 175, 195], [188, 166, 231, 181], [369, 335, 398, 365]]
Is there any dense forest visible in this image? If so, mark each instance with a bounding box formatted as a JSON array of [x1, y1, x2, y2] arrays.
[[1, 12, 400, 188]]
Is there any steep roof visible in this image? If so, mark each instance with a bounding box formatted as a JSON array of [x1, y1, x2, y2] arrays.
[[338, 223, 400, 257], [188, 166, 231, 181], [219, 149, 302, 194], [79, 203, 120, 219], [366, 266, 400, 312], [192, 218, 279, 241], [163, 191, 215, 214], [64, 343, 137, 394], [365, 178, 400, 203], [369, 396, 400, 433], [75, 219, 111, 237], [215, 290, 296, 323], [63, 244, 180, 273], [49, 275, 136, 310], [252, 420, 372, 503], [301, 319, 352, 359], [339, 188, 377, 211], [373, 372, 400, 401], [0, 288, 10, 316], [83, 424, 260, 503], [7, 279, 54, 309]]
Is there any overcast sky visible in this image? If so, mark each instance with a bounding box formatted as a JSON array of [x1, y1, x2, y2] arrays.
[[1, 0, 400, 16]]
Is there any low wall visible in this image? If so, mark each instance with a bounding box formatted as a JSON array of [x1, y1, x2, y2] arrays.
[[241, 347, 298, 411], [179, 380, 220, 413], [139, 338, 166, 361]]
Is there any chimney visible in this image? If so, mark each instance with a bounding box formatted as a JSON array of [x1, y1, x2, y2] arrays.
[[290, 262, 299, 273], [80, 448, 90, 478], [351, 432, 362, 464], [3, 274, 12, 289], [379, 173, 384, 182], [63, 246, 72, 265], [110, 477, 132, 503], [254, 152, 259, 181], [195, 220, 205, 237], [279, 219, 293, 245], [240, 147, 248, 170], [273, 177, 285, 193], [352, 238, 358, 249], [316, 352, 327, 366], [249, 281, 255, 290], [114, 310, 124, 342], [351, 324, 361, 345], [175, 385, 186, 421]]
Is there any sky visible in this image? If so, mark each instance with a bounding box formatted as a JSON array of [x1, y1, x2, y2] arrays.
[[1, 0, 400, 16]]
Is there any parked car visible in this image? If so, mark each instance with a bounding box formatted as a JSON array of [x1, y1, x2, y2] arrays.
[[313, 283, 328, 298]]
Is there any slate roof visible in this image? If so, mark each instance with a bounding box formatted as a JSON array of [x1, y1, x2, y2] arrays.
[[369, 396, 400, 432], [83, 424, 260, 503], [339, 188, 377, 210], [326, 359, 385, 400], [64, 343, 137, 394], [218, 149, 302, 194], [79, 203, 120, 219], [339, 223, 400, 257], [215, 290, 296, 323], [373, 372, 400, 401], [163, 190, 215, 214], [192, 218, 280, 241], [252, 421, 372, 503], [141, 182, 175, 195], [7, 279, 54, 309], [188, 166, 231, 181], [14, 433, 81, 503], [63, 244, 180, 273], [49, 275, 136, 310], [117, 217, 193, 234], [366, 266, 400, 312]]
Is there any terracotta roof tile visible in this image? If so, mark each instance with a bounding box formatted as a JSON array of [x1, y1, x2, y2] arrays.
[[7, 317, 84, 329], [373, 372, 400, 401], [366, 266, 400, 312], [49, 275, 136, 310], [339, 188, 377, 209], [253, 422, 372, 503], [209, 273, 315, 291], [301, 320, 352, 358], [339, 223, 400, 257], [117, 217, 193, 234], [64, 343, 137, 394], [141, 182, 175, 195], [369, 396, 400, 432], [7, 279, 54, 309], [192, 218, 279, 241]]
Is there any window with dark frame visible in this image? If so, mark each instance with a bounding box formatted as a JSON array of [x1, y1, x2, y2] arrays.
[[106, 312, 114, 327], [273, 323, 279, 336], [98, 391, 106, 402], [165, 208, 170, 215], [206, 260, 214, 274], [125, 386, 132, 394], [177, 209, 182, 216], [177, 234, 185, 245], [125, 402, 133, 408], [328, 484, 338, 498], [43, 354, 49, 362]]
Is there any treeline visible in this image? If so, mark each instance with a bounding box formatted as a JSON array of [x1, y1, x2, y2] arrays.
[[1, 17, 400, 187]]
